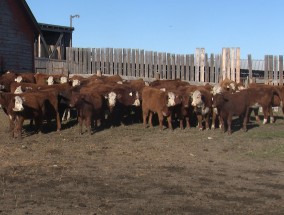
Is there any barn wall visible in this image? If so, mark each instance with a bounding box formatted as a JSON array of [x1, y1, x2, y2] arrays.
[[0, 0, 36, 73]]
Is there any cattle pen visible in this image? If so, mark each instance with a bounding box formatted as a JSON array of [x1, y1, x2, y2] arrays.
[[35, 47, 284, 86]]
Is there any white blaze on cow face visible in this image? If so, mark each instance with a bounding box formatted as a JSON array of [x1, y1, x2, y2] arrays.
[[132, 92, 140, 106], [191, 90, 203, 107], [72, 79, 80, 86], [229, 82, 236, 91], [107, 92, 117, 107], [13, 96, 24, 112], [212, 84, 222, 95], [15, 76, 23, 83], [14, 86, 23, 94], [167, 92, 176, 107], [60, 77, 68, 84], [47, 76, 54, 85]]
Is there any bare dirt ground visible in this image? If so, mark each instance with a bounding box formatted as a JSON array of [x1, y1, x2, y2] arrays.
[[0, 110, 284, 215]]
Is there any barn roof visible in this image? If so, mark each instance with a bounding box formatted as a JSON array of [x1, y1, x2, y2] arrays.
[[20, 0, 41, 33], [39, 23, 74, 33]]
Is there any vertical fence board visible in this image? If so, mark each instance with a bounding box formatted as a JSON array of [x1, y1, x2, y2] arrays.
[[167, 53, 171, 79], [264, 55, 268, 84], [109, 48, 114, 75], [135, 49, 140, 77], [131, 49, 136, 76], [162, 53, 167, 79], [274, 56, 278, 85], [205, 53, 209, 82], [118, 49, 123, 76], [113, 49, 118, 75], [248, 54, 253, 83], [180, 55, 185, 80], [215, 54, 220, 83], [95, 48, 101, 73], [140, 50, 144, 78], [185, 55, 190, 81], [153, 52, 158, 78], [176, 54, 180, 79], [127, 49, 131, 76], [200, 48, 205, 82], [230, 48, 235, 81], [123, 48, 127, 76], [149, 51, 153, 78], [195, 49, 200, 82], [221, 48, 226, 80], [144, 51, 149, 78], [279, 55, 283, 85], [190, 54, 194, 82], [269, 55, 274, 85], [158, 53, 162, 79], [236, 48, 240, 83], [105, 48, 110, 74], [209, 53, 214, 83], [171, 54, 176, 79]]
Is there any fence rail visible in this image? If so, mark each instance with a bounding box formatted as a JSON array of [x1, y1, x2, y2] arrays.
[[35, 47, 284, 85]]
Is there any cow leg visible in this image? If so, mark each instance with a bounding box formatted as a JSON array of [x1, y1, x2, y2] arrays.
[[56, 112, 61, 131], [242, 108, 250, 132], [196, 114, 203, 130], [149, 112, 154, 127], [14, 117, 24, 139], [269, 106, 274, 123], [85, 117, 92, 134], [142, 109, 149, 128], [227, 114, 233, 135], [262, 107, 269, 124], [205, 113, 210, 130], [211, 109, 217, 129], [179, 118, 184, 129], [167, 115, 173, 130], [185, 116, 190, 129], [157, 112, 164, 131], [78, 117, 83, 134]]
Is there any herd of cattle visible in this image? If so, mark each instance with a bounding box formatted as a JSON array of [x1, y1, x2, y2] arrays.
[[0, 70, 283, 139]]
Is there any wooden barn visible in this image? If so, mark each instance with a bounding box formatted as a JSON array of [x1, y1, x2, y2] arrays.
[[0, 0, 73, 73]]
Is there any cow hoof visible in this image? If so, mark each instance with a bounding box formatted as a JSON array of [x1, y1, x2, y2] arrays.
[[199, 127, 203, 131]]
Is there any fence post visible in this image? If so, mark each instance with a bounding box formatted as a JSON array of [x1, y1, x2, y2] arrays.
[[248, 54, 253, 83], [279, 55, 283, 85], [236, 48, 240, 83]]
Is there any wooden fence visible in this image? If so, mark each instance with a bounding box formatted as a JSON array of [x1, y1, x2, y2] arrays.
[[65, 47, 242, 84], [35, 47, 284, 85], [34, 58, 68, 75]]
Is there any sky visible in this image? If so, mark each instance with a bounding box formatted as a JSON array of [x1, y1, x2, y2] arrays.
[[26, 0, 284, 59]]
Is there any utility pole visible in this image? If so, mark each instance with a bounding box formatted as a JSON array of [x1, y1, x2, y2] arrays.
[[69, 14, 80, 47]]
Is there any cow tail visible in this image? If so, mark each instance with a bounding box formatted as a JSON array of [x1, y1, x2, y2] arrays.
[[274, 88, 283, 108]]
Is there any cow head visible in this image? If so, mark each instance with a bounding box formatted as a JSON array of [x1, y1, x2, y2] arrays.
[[13, 96, 24, 112], [131, 91, 140, 106], [47, 76, 54, 85], [14, 86, 23, 94], [72, 79, 81, 87], [212, 93, 227, 108], [212, 84, 223, 95], [167, 92, 176, 107], [69, 93, 80, 108], [15, 76, 23, 83], [191, 90, 203, 107], [60, 76, 68, 84], [105, 91, 118, 110]]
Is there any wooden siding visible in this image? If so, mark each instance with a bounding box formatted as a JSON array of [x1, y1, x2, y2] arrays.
[[0, 0, 36, 72]]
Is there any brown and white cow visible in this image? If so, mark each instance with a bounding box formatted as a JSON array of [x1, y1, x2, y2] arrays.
[[9, 90, 61, 139], [69, 92, 104, 134], [212, 91, 251, 134], [142, 86, 180, 130]]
